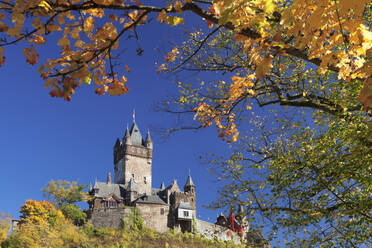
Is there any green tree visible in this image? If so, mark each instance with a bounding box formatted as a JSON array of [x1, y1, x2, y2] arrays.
[[59, 204, 87, 226], [158, 30, 372, 247], [42, 180, 91, 208]]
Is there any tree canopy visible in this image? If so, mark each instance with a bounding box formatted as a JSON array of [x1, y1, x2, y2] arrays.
[[41, 179, 91, 208], [0, 0, 370, 140], [157, 28, 371, 247]]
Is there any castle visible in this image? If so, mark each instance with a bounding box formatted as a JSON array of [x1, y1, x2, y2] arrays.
[[87, 118, 197, 233], [86, 117, 259, 244]]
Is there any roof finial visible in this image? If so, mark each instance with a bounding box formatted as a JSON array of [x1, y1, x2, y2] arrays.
[[188, 168, 191, 177]]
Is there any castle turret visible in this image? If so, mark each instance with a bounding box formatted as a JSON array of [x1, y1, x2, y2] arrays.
[[145, 129, 153, 149], [184, 174, 195, 193], [124, 125, 131, 145]]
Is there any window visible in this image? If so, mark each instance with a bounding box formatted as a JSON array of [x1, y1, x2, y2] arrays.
[[144, 177, 147, 184], [160, 208, 164, 215], [132, 174, 135, 178], [104, 201, 117, 208], [184, 211, 189, 217]]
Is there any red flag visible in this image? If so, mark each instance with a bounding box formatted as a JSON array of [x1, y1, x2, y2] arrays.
[[133, 109, 135, 121]]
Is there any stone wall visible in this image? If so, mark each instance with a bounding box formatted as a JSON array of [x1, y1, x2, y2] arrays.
[[136, 203, 169, 233], [123, 149, 152, 195], [195, 219, 242, 244], [89, 207, 132, 228]]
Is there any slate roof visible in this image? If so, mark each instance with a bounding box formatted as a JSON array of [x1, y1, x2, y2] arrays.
[[178, 202, 193, 210], [145, 129, 152, 145], [184, 175, 195, 187], [130, 122, 143, 146], [93, 182, 126, 199], [134, 194, 167, 205]]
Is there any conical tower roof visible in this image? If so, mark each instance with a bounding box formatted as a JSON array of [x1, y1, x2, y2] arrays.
[[124, 124, 131, 145], [184, 174, 195, 187], [160, 181, 165, 190], [130, 121, 143, 146], [145, 129, 152, 144]]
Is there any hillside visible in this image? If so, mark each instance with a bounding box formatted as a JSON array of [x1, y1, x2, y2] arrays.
[[2, 223, 246, 248]]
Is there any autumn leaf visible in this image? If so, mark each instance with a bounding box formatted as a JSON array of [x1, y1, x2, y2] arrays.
[[23, 47, 39, 65], [255, 55, 273, 79], [167, 16, 184, 26]]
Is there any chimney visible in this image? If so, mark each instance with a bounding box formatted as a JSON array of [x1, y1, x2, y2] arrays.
[[107, 172, 112, 184]]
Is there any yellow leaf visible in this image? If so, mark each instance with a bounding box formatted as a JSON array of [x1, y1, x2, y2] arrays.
[[167, 16, 184, 26], [57, 37, 70, 47]]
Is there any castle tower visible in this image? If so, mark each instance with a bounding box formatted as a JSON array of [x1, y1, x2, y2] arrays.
[[114, 118, 153, 196], [183, 173, 196, 210]]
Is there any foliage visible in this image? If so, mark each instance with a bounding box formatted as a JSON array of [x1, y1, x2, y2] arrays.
[[2, 216, 244, 248], [2, 217, 87, 248], [158, 29, 372, 247], [42, 179, 91, 208], [121, 207, 144, 231], [0, 212, 11, 243], [19, 200, 65, 227], [59, 203, 87, 226], [0, 0, 369, 135]]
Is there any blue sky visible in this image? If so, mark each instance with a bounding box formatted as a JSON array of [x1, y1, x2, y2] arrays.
[[0, 16, 231, 222]]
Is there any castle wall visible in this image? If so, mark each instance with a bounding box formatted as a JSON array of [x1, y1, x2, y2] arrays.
[[195, 219, 242, 244], [172, 191, 196, 210], [136, 203, 169, 233], [89, 208, 132, 228]]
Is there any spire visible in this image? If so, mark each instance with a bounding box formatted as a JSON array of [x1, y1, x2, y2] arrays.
[[184, 174, 195, 187], [184, 171, 195, 192], [107, 172, 112, 184], [145, 129, 153, 149], [124, 124, 131, 145], [160, 181, 165, 190], [94, 177, 98, 188]]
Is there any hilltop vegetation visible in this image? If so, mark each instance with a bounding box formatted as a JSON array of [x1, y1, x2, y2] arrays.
[[0, 197, 245, 248], [2, 217, 245, 248]]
